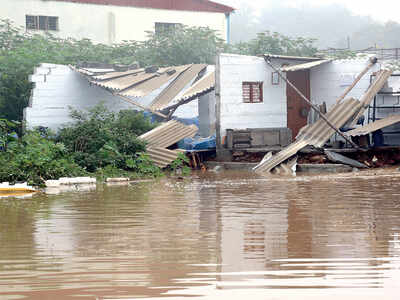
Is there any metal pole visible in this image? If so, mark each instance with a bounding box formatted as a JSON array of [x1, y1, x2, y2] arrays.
[[264, 55, 359, 149]]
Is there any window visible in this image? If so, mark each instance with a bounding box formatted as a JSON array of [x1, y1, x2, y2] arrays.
[[155, 22, 181, 35], [26, 15, 59, 31], [242, 82, 263, 103]]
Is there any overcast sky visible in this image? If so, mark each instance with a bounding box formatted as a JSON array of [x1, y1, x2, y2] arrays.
[[218, 0, 400, 23]]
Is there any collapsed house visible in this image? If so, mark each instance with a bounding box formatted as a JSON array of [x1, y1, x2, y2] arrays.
[[214, 53, 400, 172], [25, 62, 216, 137]]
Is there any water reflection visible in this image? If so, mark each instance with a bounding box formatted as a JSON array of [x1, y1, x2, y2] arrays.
[[0, 171, 400, 299]]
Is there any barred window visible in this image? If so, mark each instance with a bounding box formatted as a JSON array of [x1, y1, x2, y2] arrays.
[[26, 15, 59, 31], [155, 22, 181, 35], [242, 82, 263, 103]]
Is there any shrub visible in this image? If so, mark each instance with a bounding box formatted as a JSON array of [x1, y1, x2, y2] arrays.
[[0, 131, 86, 185], [57, 105, 159, 174]]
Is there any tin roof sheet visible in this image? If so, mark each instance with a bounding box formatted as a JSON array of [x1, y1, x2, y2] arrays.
[[281, 59, 332, 72], [264, 54, 322, 62], [346, 114, 400, 137], [139, 120, 198, 148], [120, 65, 191, 97], [146, 147, 185, 168], [173, 71, 215, 103], [149, 64, 208, 110], [253, 98, 363, 173]]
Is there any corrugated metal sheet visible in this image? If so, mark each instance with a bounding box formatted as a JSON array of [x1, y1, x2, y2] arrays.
[[346, 114, 400, 137], [139, 120, 198, 148], [92, 71, 161, 91], [92, 68, 144, 81], [54, 0, 234, 13], [173, 71, 215, 103], [146, 147, 185, 168], [149, 64, 208, 110], [120, 65, 191, 97], [253, 98, 363, 173], [350, 69, 393, 126], [264, 54, 322, 62], [281, 60, 332, 72]]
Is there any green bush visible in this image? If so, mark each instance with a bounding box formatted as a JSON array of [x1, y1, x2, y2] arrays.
[[57, 105, 159, 175], [0, 131, 86, 185]]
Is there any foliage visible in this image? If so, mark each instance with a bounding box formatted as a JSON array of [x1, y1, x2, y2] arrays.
[[0, 131, 86, 185], [0, 118, 18, 150], [228, 31, 318, 57], [169, 153, 191, 176], [57, 104, 160, 176]]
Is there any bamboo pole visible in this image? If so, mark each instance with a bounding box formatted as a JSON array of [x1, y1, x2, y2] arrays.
[[335, 57, 378, 104], [264, 55, 359, 149]]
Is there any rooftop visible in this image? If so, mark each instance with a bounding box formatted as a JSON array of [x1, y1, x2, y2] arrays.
[[53, 0, 234, 13]]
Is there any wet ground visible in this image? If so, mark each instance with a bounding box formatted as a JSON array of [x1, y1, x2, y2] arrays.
[[1, 169, 400, 299]]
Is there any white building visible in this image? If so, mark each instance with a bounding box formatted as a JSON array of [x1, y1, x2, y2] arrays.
[[215, 53, 398, 151], [1, 0, 234, 44]]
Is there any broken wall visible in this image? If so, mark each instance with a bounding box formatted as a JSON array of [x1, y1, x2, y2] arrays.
[[25, 63, 134, 131]]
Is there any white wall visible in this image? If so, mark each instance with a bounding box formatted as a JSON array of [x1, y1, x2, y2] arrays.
[[2, 0, 228, 44], [25, 64, 137, 130], [310, 58, 382, 109], [218, 54, 288, 143]]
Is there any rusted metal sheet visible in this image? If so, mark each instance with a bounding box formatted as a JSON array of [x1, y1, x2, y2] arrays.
[[56, 0, 234, 13], [281, 60, 331, 72], [253, 98, 363, 173], [173, 71, 215, 103], [149, 64, 208, 110], [146, 147, 185, 168], [346, 114, 400, 137], [139, 120, 198, 148], [120, 65, 191, 97]]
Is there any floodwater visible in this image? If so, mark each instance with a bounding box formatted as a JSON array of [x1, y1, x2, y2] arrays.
[[1, 170, 400, 300]]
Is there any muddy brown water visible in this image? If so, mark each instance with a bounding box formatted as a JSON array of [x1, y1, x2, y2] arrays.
[[1, 170, 400, 299]]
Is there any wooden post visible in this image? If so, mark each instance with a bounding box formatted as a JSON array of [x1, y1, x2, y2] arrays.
[[264, 56, 359, 149]]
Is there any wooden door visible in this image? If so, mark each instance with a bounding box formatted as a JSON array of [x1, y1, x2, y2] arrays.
[[286, 70, 311, 139]]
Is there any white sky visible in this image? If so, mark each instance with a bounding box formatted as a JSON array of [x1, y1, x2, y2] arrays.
[[219, 0, 400, 23]]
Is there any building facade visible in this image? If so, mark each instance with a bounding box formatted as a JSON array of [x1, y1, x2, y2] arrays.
[[1, 0, 233, 44]]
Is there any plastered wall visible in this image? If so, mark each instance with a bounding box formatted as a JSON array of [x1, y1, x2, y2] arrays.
[[218, 54, 288, 142], [2, 0, 228, 44]]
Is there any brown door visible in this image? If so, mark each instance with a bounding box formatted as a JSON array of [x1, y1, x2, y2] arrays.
[[286, 70, 310, 139]]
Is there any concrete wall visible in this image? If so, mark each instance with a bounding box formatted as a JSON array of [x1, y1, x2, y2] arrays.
[[2, 0, 228, 44], [198, 91, 216, 137], [218, 54, 289, 144]]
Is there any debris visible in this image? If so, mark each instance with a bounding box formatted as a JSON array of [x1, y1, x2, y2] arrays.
[[0, 182, 37, 193], [45, 177, 96, 187], [325, 150, 368, 169], [253, 98, 362, 173], [106, 178, 130, 182]]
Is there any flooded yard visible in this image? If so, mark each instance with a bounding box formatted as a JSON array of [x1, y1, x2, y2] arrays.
[[1, 170, 400, 299]]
